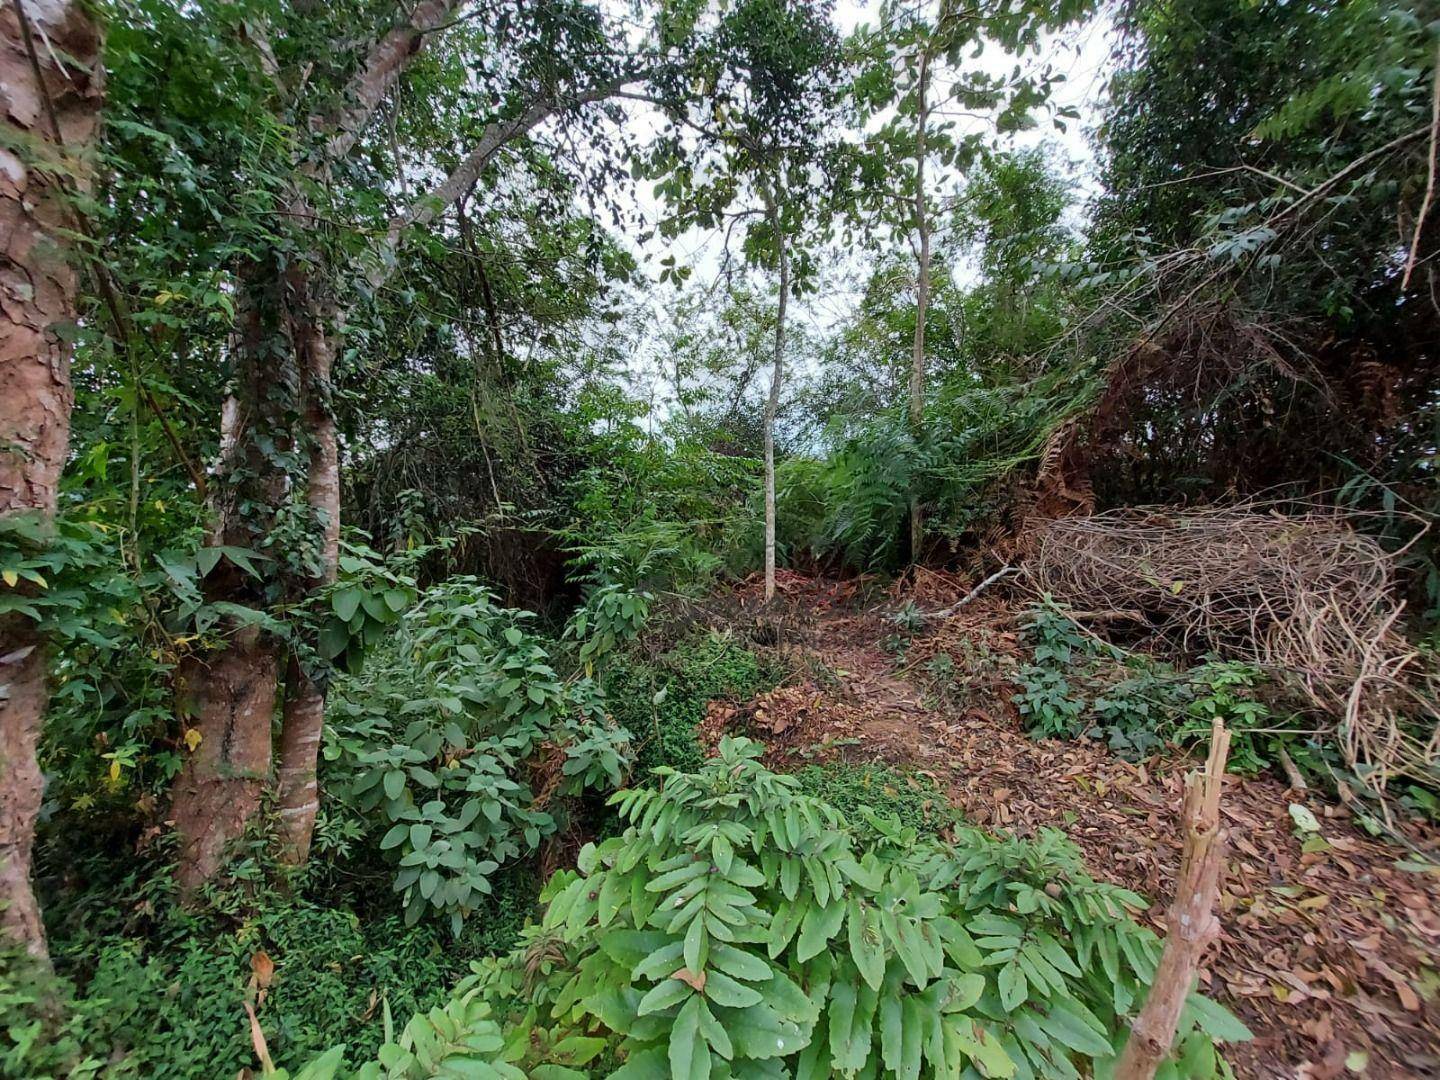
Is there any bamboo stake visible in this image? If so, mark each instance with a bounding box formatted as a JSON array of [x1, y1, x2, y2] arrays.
[[1115, 718, 1232, 1080]]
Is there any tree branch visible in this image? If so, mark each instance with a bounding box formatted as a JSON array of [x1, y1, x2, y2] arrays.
[[366, 74, 642, 289], [313, 0, 464, 167]]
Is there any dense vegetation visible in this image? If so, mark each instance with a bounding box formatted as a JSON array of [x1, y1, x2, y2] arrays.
[[0, 0, 1435, 1075]]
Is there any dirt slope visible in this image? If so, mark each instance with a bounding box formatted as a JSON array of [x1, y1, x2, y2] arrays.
[[702, 573, 1440, 1079]]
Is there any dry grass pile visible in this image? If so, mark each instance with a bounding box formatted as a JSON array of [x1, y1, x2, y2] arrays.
[[1031, 506, 1439, 798]]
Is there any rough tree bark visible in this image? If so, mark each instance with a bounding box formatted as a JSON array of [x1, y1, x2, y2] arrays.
[[1114, 719, 1232, 1080], [0, 0, 103, 961], [908, 43, 932, 567], [172, 268, 290, 890], [761, 183, 789, 604], [171, 627, 279, 892]]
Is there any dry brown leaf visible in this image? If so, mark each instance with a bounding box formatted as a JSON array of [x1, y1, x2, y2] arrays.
[[672, 967, 706, 992]]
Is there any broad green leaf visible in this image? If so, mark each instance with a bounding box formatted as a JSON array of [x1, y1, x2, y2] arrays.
[[796, 900, 844, 962], [670, 997, 713, 1080]]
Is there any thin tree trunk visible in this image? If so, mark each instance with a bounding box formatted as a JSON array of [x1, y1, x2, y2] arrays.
[[762, 185, 789, 604], [909, 45, 932, 566], [0, 0, 102, 962], [1115, 720, 1232, 1080]]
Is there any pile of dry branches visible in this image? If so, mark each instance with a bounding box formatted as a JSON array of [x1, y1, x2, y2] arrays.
[[1031, 506, 1439, 795]]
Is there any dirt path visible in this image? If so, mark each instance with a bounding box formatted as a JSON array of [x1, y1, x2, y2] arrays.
[[709, 574, 1440, 1079]]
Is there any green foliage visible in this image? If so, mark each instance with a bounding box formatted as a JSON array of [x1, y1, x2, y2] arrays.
[[567, 585, 654, 671], [325, 579, 632, 931], [311, 542, 419, 677], [373, 737, 1246, 1079], [562, 423, 759, 595], [1013, 603, 1325, 777], [780, 363, 1098, 571], [13, 859, 538, 1079], [606, 632, 779, 777], [793, 762, 960, 838]]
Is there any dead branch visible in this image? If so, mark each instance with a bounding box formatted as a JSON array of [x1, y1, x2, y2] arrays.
[[1115, 719, 1232, 1080], [921, 565, 1018, 620], [1030, 505, 1440, 795]]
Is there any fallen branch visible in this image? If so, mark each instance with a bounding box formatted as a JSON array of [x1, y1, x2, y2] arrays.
[[922, 566, 1017, 620], [1115, 718, 1232, 1080], [1276, 747, 1308, 792]]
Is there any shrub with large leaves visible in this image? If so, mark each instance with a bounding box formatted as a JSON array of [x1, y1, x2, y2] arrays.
[[414, 737, 1251, 1079], [324, 579, 633, 932]]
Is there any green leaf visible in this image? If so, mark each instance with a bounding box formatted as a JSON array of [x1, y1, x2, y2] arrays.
[[796, 900, 844, 962], [702, 970, 762, 1009], [1036, 998, 1112, 1057], [607, 1048, 670, 1080], [697, 998, 733, 1060], [708, 943, 771, 984], [998, 962, 1027, 1011], [332, 587, 364, 623], [382, 769, 406, 801], [637, 977, 693, 1017], [670, 997, 712, 1080], [727, 1002, 809, 1060], [847, 900, 886, 992], [1184, 992, 1253, 1043]]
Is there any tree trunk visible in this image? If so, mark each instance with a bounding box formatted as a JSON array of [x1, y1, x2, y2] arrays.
[[0, 0, 103, 962], [908, 46, 932, 566], [273, 264, 338, 864], [173, 266, 291, 891], [171, 629, 279, 892], [1115, 720, 1232, 1080], [275, 657, 324, 864], [762, 186, 789, 604]]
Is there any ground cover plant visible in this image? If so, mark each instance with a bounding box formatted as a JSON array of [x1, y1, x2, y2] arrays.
[[320, 738, 1250, 1079]]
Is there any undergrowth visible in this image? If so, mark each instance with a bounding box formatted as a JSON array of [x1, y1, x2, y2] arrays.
[[606, 630, 781, 778], [13, 845, 539, 1078], [286, 737, 1250, 1078], [1011, 601, 1331, 778], [794, 761, 960, 838]]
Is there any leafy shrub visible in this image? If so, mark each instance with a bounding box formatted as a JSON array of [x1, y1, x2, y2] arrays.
[[566, 584, 654, 672], [390, 737, 1250, 1079], [1013, 603, 1326, 778], [324, 579, 632, 931]]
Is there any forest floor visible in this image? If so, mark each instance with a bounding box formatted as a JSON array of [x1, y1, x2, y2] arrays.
[[698, 571, 1440, 1079]]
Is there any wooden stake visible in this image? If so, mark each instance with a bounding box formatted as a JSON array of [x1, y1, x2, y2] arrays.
[[1114, 718, 1231, 1080]]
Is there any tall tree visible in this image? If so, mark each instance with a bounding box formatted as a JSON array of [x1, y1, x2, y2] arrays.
[[636, 0, 847, 602], [848, 0, 1092, 562], [0, 0, 104, 960], [161, 0, 730, 887]]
